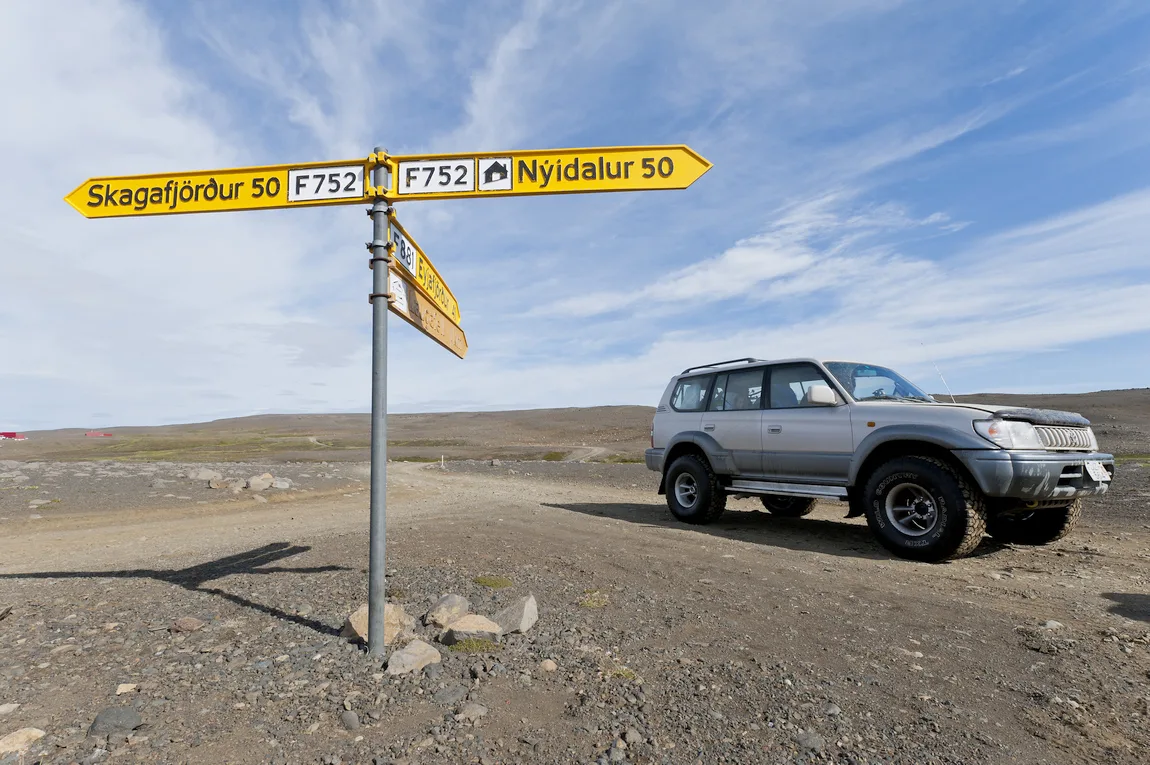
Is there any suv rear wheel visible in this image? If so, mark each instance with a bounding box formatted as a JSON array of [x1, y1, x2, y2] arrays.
[[862, 456, 987, 562], [665, 455, 726, 525], [986, 499, 1081, 545], [759, 495, 816, 517]]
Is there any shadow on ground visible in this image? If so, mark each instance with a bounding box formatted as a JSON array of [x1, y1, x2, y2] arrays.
[[543, 500, 1007, 562], [1102, 592, 1150, 623], [0, 542, 347, 636]]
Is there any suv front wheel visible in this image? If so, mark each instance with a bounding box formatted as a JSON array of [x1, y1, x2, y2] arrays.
[[862, 456, 987, 562], [665, 455, 726, 525]]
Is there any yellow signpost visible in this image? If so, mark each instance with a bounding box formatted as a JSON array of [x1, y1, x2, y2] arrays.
[[386, 145, 711, 201], [386, 212, 461, 326], [64, 159, 371, 218], [386, 268, 468, 359], [64, 141, 712, 656]]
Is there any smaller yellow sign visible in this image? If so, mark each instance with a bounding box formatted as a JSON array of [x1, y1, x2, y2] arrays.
[[387, 269, 468, 359], [65, 159, 371, 218], [387, 213, 461, 326], [386, 145, 711, 201]]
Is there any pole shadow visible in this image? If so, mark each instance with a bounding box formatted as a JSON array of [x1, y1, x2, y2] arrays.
[[543, 500, 1006, 561], [0, 542, 348, 637], [1101, 592, 1150, 623]]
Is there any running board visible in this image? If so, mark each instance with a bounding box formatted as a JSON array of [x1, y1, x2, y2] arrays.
[[728, 480, 847, 499]]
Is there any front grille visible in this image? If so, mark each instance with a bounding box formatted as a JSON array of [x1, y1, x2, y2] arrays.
[[1035, 425, 1092, 451]]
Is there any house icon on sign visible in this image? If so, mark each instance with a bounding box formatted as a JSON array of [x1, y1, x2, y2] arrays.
[[478, 157, 513, 191], [483, 161, 508, 184]]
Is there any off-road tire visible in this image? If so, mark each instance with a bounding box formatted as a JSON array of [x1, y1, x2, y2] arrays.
[[862, 456, 987, 562], [986, 499, 1082, 546], [759, 495, 816, 517], [665, 455, 726, 525]]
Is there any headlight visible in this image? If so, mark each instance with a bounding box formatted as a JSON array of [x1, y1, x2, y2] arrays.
[[973, 419, 1044, 450]]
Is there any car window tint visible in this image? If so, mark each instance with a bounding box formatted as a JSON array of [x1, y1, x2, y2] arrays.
[[721, 369, 763, 411], [768, 364, 838, 409], [671, 375, 712, 412]]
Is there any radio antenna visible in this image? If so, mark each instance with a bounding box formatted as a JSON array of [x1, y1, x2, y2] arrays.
[[920, 343, 957, 403]]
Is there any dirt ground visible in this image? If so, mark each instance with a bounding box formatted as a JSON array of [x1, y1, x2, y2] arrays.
[[1, 455, 1147, 764]]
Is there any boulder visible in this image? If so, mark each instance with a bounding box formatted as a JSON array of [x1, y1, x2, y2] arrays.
[[246, 474, 274, 491], [341, 603, 413, 646], [208, 477, 244, 490], [492, 594, 538, 635], [188, 468, 223, 482], [385, 639, 440, 676], [271, 478, 292, 490], [440, 615, 502, 645], [88, 707, 142, 736], [0, 728, 45, 755], [424, 594, 469, 629]]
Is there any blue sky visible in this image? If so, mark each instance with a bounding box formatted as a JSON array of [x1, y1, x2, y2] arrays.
[[2, 1, 1150, 430]]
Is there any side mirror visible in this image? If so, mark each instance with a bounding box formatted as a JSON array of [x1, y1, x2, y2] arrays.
[[805, 384, 838, 407]]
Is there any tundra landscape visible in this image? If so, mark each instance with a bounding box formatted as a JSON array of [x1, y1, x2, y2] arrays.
[[1, 391, 1148, 765]]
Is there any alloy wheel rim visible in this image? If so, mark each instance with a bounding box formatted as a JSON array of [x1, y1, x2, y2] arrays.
[[674, 473, 699, 510], [884, 482, 939, 537]]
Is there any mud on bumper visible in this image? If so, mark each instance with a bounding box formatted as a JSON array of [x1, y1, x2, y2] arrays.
[[956, 450, 1115, 500]]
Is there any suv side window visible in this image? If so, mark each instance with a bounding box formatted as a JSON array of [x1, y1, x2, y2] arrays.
[[767, 363, 840, 408], [670, 374, 713, 412], [708, 369, 765, 411]]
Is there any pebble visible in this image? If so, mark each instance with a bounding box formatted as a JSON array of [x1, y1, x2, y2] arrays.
[[0, 728, 45, 755], [115, 683, 136, 696], [0, 705, 17, 717], [340, 710, 360, 731], [540, 659, 558, 672], [1043, 620, 1065, 630], [431, 685, 468, 706], [172, 616, 205, 633], [454, 702, 488, 723]]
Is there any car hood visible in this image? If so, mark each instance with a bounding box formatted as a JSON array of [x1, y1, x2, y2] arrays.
[[911, 402, 1091, 427]]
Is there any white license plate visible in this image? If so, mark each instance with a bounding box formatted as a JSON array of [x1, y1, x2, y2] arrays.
[[1084, 461, 1110, 482]]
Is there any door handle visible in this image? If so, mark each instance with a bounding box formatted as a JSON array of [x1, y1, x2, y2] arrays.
[[767, 425, 782, 434], [703, 424, 715, 431]]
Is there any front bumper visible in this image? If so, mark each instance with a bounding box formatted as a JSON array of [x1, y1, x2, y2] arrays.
[[955, 450, 1114, 500], [645, 448, 664, 472]]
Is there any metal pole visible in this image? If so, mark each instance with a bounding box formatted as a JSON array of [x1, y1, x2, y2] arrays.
[[367, 147, 389, 656]]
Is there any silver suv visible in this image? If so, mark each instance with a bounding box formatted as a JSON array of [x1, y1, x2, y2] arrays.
[[645, 358, 1115, 561]]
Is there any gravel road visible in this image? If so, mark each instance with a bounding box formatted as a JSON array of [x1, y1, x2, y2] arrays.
[[0, 460, 1147, 764]]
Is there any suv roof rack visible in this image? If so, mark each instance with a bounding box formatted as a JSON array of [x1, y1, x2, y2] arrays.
[[680, 357, 765, 375]]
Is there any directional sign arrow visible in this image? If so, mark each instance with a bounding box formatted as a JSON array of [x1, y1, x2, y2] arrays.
[[387, 268, 468, 359], [387, 145, 711, 201], [387, 213, 461, 326], [65, 159, 372, 218]]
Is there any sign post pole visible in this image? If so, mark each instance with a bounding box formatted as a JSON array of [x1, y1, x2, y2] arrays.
[[367, 147, 390, 657]]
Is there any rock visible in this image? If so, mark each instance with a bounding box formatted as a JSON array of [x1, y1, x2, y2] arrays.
[[431, 685, 468, 706], [208, 477, 244, 490], [172, 616, 205, 633], [341, 603, 414, 646], [540, 659, 558, 672], [424, 595, 469, 629], [1042, 620, 1065, 630], [27, 499, 50, 507], [624, 728, 642, 744], [188, 468, 223, 482], [0, 728, 45, 755], [454, 702, 488, 723], [148, 478, 173, 488], [490, 459, 501, 467], [824, 703, 841, 716], [441, 615, 503, 645], [340, 710, 360, 731], [794, 730, 824, 751], [115, 684, 136, 696], [386, 639, 440, 676], [608, 745, 626, 762], [246, 474, 273, 491], [0, 705, 17, 717], [88, 707, 142, 736], [271, 478, 292, 490], [0, 606, 9, 622], [253, 494, 268, 504], [492, 594, 538, 635]]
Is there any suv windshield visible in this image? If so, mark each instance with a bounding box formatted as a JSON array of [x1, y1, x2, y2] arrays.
[[823, 361, 935, 403]]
